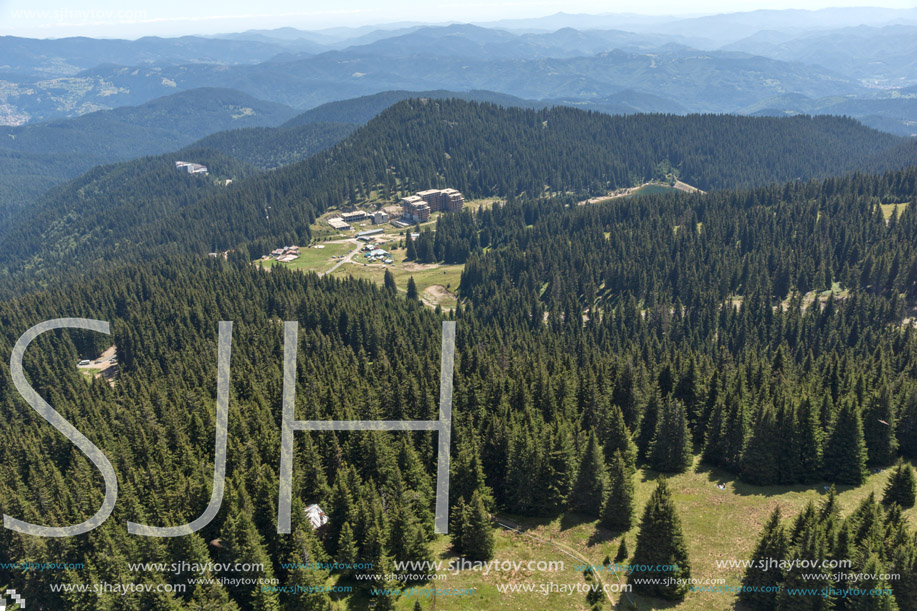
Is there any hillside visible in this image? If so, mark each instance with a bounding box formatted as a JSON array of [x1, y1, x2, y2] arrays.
[[281, 89, 537, 127], [0, 34, 321, 77], [0, 88, 296, 215], [190, 122, 356, 169], [271, 99, 917, 203], [2, 164, 917, 609], [745, 94, 917, 137], [1, 99, 915, 296], [724, 24, 917, 87], [0, 148, 257, 291]]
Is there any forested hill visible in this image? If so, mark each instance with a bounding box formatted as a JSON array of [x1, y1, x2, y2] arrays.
[[0, 88, 296, 216], [305, 99, 914, 195], [3, 167, 917, 608], [281, 89, 536, 127], [0, 148, 258, 294], [188, 122, 356, 170], [2, 98, 916, 297]]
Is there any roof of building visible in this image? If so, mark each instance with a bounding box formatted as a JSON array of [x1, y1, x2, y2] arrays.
[[304, 504, 328, 530], [327, 218, 352, 229]]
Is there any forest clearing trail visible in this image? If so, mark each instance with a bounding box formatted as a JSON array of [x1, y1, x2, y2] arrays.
[[493, 514, 633, 606]]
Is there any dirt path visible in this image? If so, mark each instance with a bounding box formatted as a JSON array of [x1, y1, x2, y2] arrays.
[[577, 179, 705, 206], [77, 345, 119, 386], [577, 185, 647, 205], [421, 284, 456, 309], [674, 180, 704, 193], [494, 515, 633, 607], [319, 242, 360, 277]]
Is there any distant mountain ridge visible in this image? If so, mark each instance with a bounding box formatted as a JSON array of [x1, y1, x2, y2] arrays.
[[0, 21, 878, 125], [0, 87, 296, 215]]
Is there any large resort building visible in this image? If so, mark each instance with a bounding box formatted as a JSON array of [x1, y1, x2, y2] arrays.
[[401, 188, 464, 223], [400, 195, 430, 223]]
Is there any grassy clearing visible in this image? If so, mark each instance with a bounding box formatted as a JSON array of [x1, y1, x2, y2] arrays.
[[254, 237, 464, 309], [880, 202, 909, 221], [332, 245, 463, 309], [462, 197, 503, 212], [628, 184, 679, 198], [257, 242, 354, 273], [328, 457, 914, 610]]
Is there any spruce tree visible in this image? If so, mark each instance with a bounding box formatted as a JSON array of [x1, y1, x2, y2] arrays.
[[636, 388, 661, 462], [741, 407, 781, 485], [776, 520, 834, 611], [882, 462, 916, 508], [543, 425, 577, 512], [741, 507, 789, 611], [628, 479, 692, 600], [220, 488, 281, 611], [864, 387, 898, 467], [460, 490, 495, 561], [648, 399, 693, 474], [722, 393, 750, 470], [601, 449, 635, 532], [383, 270, 397, 293], [612, 361, 640, 430], [888, 542, 917, 611], [406, 276, 418, 301], [326, 467, 357, 557], [281, 525, 334, 611], [450, 497, 467, 555], [614, 537, 629, 563], [702, 396, 729, 467], [823, 400, 869, 485], [450, 436, 492, 510], [569, 431, 610, 517], [798, 398, 824, 483], [599, 403, 637, 473], [387, 498, 432, 580], [849, 554, 899, 611], [335, 522, 359, 577], [584, 567, 604, 608], [505, 420, 546, 514]]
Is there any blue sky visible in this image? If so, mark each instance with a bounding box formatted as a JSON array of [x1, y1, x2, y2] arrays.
[[1, 0, 916, 38]]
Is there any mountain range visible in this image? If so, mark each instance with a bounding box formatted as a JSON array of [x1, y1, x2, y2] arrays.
[[2, 9, 916, 133]]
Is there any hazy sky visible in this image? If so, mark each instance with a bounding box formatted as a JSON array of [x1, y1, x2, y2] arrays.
[[1, 0, 916, 38]]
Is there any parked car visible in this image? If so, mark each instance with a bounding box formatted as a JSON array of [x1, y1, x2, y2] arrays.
[[78, 360, 91, 366]]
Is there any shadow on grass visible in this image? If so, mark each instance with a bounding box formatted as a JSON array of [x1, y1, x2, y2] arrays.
[[559, 511, 598, 532], [693, 462, 859, 498], [587, 523, 625, 547], [613, 590, 683, 610]]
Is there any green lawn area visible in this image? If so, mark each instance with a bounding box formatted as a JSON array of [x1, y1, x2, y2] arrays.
[[331, 246, 463, 309], [627, 183, 679, 198], [880, 202, 909, 221], [257, 242, 355, 274], [462, 197, 503, 212], [253, 240, 464, 309], [329, 457, 914, 610]]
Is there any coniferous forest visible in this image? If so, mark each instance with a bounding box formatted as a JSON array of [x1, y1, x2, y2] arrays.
[[0, 96, 917, 610]]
